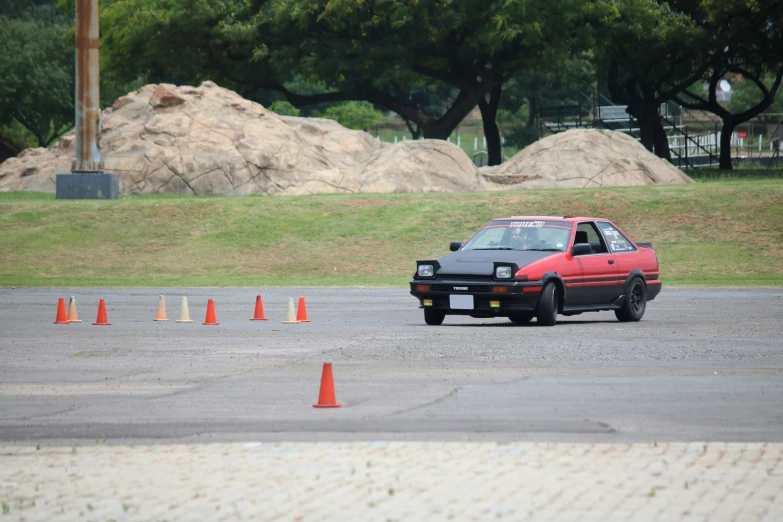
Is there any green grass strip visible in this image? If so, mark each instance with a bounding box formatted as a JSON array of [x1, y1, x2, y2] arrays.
[[1, 180, 781, 287]]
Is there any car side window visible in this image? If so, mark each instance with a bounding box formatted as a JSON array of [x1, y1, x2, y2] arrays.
[[575, 222, 608, 254], [597, 222, 637, 253]]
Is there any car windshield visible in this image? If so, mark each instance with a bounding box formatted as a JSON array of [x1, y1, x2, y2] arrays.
[[462, 220, 572, 252]]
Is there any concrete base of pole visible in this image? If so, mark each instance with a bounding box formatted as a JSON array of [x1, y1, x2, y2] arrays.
[[56, 172, 120, 200]]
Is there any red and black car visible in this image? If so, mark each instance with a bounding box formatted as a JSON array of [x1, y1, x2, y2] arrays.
[[410, 216, 661, 326]]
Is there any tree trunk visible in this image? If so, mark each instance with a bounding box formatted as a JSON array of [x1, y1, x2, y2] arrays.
[[0, 136, 19, 161], [527, 76, 541, 128], [478, 85, 503, 166], [404, 119, 422, 140], [636, 111, 655, 153], [652, 115, 672, 161], [719, 120, 736, 170], [422, 87, 487, 140]]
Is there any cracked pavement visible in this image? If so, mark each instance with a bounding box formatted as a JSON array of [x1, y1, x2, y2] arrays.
[[1, 287, 781, 444], [1, 287, 782, 520]]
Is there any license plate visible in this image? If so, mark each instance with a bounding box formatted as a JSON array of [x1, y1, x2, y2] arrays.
[[449, 294, 474, 310]]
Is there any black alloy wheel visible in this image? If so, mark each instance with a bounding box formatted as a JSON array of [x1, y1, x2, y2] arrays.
[[615, 277, 647, 322], [508, 312, 534, 324], [536, 282, 559, 326], [424, 309, 446, 325]]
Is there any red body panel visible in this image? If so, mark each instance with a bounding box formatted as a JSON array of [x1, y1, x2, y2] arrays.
[[410, 216, 661, 319]]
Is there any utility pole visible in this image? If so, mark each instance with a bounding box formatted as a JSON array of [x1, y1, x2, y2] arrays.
[[56, 0, 119, 199]]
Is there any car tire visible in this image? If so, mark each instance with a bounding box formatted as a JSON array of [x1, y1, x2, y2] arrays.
[[508, 312, 534, 324], [536, 282, 559, 326], [615, 277, 647, 322], [424, 309, 446, 325]]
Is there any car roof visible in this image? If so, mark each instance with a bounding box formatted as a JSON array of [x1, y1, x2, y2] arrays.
[[493, 216, 609, 223]]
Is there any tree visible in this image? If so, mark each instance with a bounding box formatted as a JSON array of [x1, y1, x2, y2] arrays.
[[0, 2, 74, 149], [500, 57, 596, 149], [99, 0, 488, 149], [100, 0, 595, 165], [728, 74, 783, 115], [593, 0, 709, 160], [673, 0, 783, 169], [285, 0, 595, 164]]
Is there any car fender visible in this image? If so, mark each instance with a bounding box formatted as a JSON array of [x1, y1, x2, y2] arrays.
[[624, 269, 647, 289], [538, 271, 566, 312], [614, 269, 647, 307]]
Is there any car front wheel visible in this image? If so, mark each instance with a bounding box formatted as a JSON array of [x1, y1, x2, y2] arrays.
[[536, 282, 559, 326], [424, 309, 446, 325], [615, 277, 647, 322]]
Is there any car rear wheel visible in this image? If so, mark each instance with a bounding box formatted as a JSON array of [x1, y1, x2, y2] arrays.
[[615, 277, 647, 322], [508, 312, 534, 324], [424, 309, 446, 325], [536, 282, 559, 326]]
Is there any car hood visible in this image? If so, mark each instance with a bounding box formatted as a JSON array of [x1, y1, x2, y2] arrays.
[[435, 249, 558, 277]]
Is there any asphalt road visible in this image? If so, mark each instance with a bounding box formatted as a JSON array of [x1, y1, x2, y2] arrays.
[[0, 287, 781, 443]]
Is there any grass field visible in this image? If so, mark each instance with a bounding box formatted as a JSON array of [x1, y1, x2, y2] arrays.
[[1, 179, 781, 287]]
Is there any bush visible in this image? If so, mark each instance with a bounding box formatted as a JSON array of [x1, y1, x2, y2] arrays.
[[268, 101, 301, 117], [323, 101, 382, 130]]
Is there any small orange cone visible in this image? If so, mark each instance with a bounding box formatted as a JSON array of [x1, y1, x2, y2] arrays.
[[313, 362, 341, 408], [203, 298, 219, 325], [54, 297, 69, 324], [282, 297, 298, 324], [296, 296, 311, 323], [92, 298, 111, 326], [66, 296, 82, 323], [250, 295, 268, 321], [153, 295, 168, 321]]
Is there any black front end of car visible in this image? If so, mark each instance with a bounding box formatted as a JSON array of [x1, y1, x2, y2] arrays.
[[409, 279, 543, 315], [410, 260, 543, 317]]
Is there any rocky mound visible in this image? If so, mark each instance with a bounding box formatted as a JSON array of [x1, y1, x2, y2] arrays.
[[482, 129, 693, 188], [0, 82, 691, 195]]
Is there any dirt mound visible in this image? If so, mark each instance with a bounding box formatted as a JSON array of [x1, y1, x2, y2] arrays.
[[0, 82, 484, 195], [0, 83, 691, 195], [482, 129, 694, 188]]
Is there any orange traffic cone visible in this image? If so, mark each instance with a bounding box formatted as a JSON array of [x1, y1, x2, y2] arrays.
[[54, 297, 69, 324], [92, 298, 111, 326], [313, 362, 341, 408], [250, 295, 268, 321], [66, 296, 82, 323], [154, 295, 168, 321], [203, 298, 219, 325], [296, 296, 311, 323]]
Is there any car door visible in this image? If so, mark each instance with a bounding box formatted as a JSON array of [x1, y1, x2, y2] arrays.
[[597, 220, 640, 289], [569, 222, 622, 306]]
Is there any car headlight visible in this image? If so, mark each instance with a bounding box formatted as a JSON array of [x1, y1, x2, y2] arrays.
[[418, 264, 434, 277], [495, 266, 512, 279]]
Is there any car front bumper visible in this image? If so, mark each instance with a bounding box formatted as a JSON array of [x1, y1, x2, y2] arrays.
[[409, 279, 542, 315]]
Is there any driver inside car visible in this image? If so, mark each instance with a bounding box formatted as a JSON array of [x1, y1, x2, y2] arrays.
[[509, 227, 537, 250]]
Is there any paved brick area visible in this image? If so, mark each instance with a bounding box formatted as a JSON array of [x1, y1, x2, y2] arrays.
[[1, 442, 781, 521]]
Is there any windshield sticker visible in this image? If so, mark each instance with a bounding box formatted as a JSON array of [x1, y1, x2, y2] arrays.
[[508, 221, 545, 228]]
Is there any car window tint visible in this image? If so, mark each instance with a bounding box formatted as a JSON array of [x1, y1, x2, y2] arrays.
[[575, 222, 608, 253], [467, 227, 506, 248], [598, 222, 637, 253]]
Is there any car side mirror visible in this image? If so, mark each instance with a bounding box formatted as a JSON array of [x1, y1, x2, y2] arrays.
[[571, 243, 592, 256], [450, 241, 463, 252]]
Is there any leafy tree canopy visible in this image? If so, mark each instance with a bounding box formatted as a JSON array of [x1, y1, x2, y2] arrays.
[[0, 3, 74, 148]]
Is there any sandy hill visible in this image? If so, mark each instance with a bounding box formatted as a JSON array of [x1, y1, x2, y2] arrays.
[[0, 82, 692, 195]]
